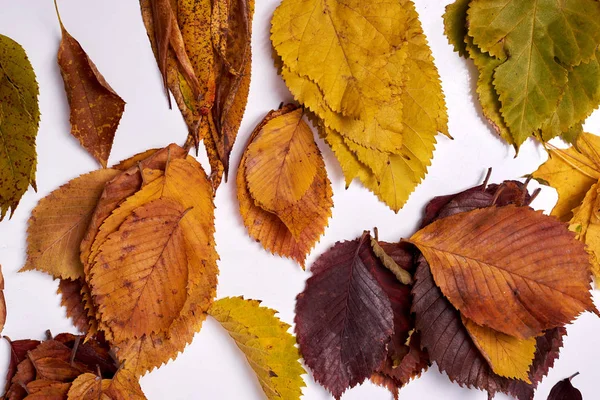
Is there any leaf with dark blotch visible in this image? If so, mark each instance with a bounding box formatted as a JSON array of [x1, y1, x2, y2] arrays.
[[295, 234, 394, 399], [411, 205, 595, 339], [54, 1, 125, 168], [0, 34, 40, 220], [412, 256, 566, 400], [547, 374, 583, 400]]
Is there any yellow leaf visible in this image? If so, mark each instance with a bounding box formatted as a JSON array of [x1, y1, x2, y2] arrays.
[[22, 169, 120, 280], [271, 0, 410, 119], [532, 132, 600, 222], [89, 198, 190, 341], [463, 317, 536, 383], [209, 297, 306, 400], [569, 181, 600, 284]]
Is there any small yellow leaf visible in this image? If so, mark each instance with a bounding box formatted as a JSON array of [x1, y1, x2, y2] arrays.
[[209, 297, 306, 400], [463, 317, 535, 383]]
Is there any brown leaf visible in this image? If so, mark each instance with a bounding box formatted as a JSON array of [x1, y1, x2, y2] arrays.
[[67, 369, 146, 400], [547, 374, 583, 400], [54, 1, 125, 168], [410, 205, 595, 339], [89, 198, 190, 341], [3, 338, 41, 396], [23, 381, 70, 399], [57, 279, 92, 334], [295, 234, 394, 399]]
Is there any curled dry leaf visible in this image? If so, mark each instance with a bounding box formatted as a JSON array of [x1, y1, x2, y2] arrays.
[[54, 1, 125, 168], [140, 0, 254, 183], [547, 373, 583, 400], [272, 0, 448, 212], [67, 369, 146, 400], [410, 205, 595, 339], [0, 34, 40, 220], [208, 297, 306, 400], [295, 233, 420, 399], [237, 105, 332, 266]]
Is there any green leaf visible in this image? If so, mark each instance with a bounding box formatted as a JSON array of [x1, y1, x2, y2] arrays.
[[0, 34, 40, 220], [443, 0, 471, 58], [208, 297, 306, 400], [468, 0, 600, 147]]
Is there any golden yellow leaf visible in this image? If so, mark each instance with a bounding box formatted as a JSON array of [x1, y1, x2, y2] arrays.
[[463, 317, 536, 383], [569, 181, 600, 284], [271, 0, 410, 119], [532, 132, 600, 222], [244, 108, 319, 216], [237, 107, 332, 265], [21, 169, 120, 280], [209, 297, 306, 400], [89, 198, 190, 342]]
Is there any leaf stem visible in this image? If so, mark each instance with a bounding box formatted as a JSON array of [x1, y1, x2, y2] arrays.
[[569, 372, 580, 381], [53, 0, 65, 30]]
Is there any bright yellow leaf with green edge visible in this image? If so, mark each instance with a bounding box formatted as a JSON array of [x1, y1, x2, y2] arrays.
[[569, 181, 600, 284], [0, 34, 40, 220], [532, 132, 600, 222], [467, 0, 600, 147], [271, 0, 410, 119], [209, 297, 306, 400], [463, 318, 536, 383]]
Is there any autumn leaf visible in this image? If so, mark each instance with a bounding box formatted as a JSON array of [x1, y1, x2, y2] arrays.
[[295, 234, 394, 399], [570, 182, 600, 283], [443, 0, 470, 57], [67, 369, 146, 400], [54, 1, 125, 168], [208, 297, 305, 400], [532, 132, 600, 222], [58, 278, 94, 334], [237, 105, 332, 265], [24, 381, 71, 398], [89, 198, 191, 342], [21, 169, 120, 280], [547, 373, 583, 400], [0, 34, 40, 220], [272, 0, 447, 212], [410, 205, 595, 339]]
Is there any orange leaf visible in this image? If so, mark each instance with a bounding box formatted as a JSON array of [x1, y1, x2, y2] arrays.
[[410, 205, 595, 339]]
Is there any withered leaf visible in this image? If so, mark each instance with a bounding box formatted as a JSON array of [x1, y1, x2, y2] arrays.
[[55, 1, 125, 168], [21, 169, 120, 280], [0, 34, 40, 220], [237, 105, 332, 266], [547, 374, 583, 400], [57, 279, 93, 334], [295, 234, 394, 399], [208, 297, 306, 400], [24, 381, 71, 399], [67, 369, 146, 400], [90, 198, 190, 342], [410, 205, 595, 339], [3, 338, 40, 396]]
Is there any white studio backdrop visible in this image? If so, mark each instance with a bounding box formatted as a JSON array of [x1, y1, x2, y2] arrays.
[[0, 1, 598, 399]]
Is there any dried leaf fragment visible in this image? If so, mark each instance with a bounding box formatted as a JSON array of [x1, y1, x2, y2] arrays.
[[55, 0, 126, 167], [209, 297, 306, 400], [0, 34, 40, 220]]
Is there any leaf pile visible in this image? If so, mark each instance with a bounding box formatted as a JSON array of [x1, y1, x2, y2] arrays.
[[533, 132, 600, 285], [55, 1, 126, 168], [237, 104, 333, 266], [140, 0, 255, 188], [296, 173, 598, 399], [295, 231, 427, 399], [21, 144, 219, 377], [18, 146, 306, 397], [444, 0, 600, 148], [0, 34, 40, 220], [1, 331, 146, 400], [271, 0, 448, 212]]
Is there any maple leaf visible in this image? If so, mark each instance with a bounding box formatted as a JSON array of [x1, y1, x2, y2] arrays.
[[410, 205, 595, 339], [20, 169, 120, 280], [0, 34, 40, 220], [295, 234, 394, 399], [237, 105, 332, 265], [208, 297, 306, 400], [89, 198, 191, 342], [547, 373, 583, 400], [467, 0, 600, 146], [532, 132, 600, 222], [54, 1, 125, 168]]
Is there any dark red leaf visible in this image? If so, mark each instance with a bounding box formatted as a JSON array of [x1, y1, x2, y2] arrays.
[[3, 338, 40, 395], [295, 234, 394, 399], [547, 374, 583, 400]]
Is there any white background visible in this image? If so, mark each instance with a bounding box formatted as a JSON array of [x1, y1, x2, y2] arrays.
[[0, 1, 598, 399]]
